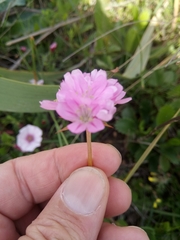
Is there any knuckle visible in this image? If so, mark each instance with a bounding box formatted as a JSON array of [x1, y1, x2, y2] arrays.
[[25, 211, 87, 240]]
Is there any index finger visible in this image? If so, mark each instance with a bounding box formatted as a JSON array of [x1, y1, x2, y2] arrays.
[[0, 143, 121, 220]]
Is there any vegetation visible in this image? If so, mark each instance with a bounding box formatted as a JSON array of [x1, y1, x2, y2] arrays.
[[0, 0, 180, 239]]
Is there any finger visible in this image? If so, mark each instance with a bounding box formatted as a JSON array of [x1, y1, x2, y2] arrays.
[[0, 143, 121, 221], [15, 176, 131, 235], [15, 205, 41, 236], [105, 177, 131, 217], [0, 213, 20, 240], [98, 223, 149, 240], [20, 167, 109, 240]]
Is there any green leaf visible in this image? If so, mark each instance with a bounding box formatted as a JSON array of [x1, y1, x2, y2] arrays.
[[160, 145, 180, 165], [157, 221, 171, 232], [159, 156, 170, 172], [115, 118, 137, 135], [156, 105, 175, 126], [94, 0, 112, 34], [168, 85, 180, 98], [148, 153, 159, 172], [167, 138, 180, 146], [171, 99, 180, 110], [142, 227, 156, 240], [0, 67, 63, 84], [154, 96, 165, 109], [147, 70, 164, 87], [163, 71, 175, 85], [125, 26, 139, 53], [1, 132, 14, 146], [123, 20, 154, 79], [121, 107, 136, 119], [0, 0, 26, 12], [0, 77, 58, 112], [150, 45, 169, 60]]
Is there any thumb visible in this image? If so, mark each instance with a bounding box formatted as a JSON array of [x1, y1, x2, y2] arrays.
[[19, 167, 109, 240]]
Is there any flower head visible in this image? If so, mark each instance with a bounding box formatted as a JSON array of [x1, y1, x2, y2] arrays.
[[16, 124, 43, 152], [20, 46, 27, 52], [50, 42, 57, 52], [40, 69, 131, 134]]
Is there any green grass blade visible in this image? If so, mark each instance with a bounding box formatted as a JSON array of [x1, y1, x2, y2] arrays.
[[124, 108, 180, 183]]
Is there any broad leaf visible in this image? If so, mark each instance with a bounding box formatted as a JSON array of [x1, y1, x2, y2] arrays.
[[0, 68, 63, 84], [156, 104, 175, 126], [0, 77, 58, 112], [0, 0, 26, 12], [123, 21, 154, 79], [115, 118, 137, 135]]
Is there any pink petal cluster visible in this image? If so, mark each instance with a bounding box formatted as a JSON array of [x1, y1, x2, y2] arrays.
[[16, 124, 43, 152], [40, 69, 131, 134], [50, 42, 57, 52], [20, 46, 27, 52]]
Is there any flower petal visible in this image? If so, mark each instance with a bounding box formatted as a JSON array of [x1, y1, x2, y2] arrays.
[[67, 122, 87, 134], [116, 97, 132, 104], [40, 100, 57, 110], [87, 118, 105, 133], [56, 103, 78, 121], [96, 109, 113, 122]]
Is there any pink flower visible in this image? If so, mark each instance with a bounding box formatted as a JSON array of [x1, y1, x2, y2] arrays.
[[20, 46, 27, 52], [40, 69, 131, 134], [16, 124, 43, 152], [50, 42, 57, 52]]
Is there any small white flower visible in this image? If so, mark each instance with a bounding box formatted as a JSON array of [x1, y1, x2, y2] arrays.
[[29, 79, 44, 85], [16, 124, 43, 152]]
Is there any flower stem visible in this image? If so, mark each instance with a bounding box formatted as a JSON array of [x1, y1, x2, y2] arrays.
[[86, 130, 92, 166]]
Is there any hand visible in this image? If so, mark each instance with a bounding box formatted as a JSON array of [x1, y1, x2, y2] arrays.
[[0, 143, 149, 240]]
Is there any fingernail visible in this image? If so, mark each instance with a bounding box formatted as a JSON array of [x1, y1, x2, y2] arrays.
[[60, 167, 105, 215]]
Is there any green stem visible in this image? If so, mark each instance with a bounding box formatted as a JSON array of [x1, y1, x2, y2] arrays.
[[61, 131, 68, 146], [49, 111, 62, 147], [124, 108, 180, 183]]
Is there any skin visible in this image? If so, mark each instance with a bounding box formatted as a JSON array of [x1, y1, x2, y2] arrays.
[[0, 143, 149, 240]]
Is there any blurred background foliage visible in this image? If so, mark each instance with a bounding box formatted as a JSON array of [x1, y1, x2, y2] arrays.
[[0, 0, 180, 239]]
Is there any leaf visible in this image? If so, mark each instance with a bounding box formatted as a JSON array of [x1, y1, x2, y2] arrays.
[[160, 145, 180, 165], [123, 20, 154, 79], [94, 0, 112, 34], [0, 67, 63, 84], [142, 227, 156, 240], [159, 156, 170, 172], [0, 0, 26, 12], [147, 70, 164, 87], [154, 96, 165, 109], [125, 26, 139, 53], [167, 138, 180, 146], [0, 77, 58, 112], [115, 118, 137, 135], [121, 107, 136, 119], [168, 85, 180, 98], [163, 71, 175, 85], [156, 105, 175, 126]]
